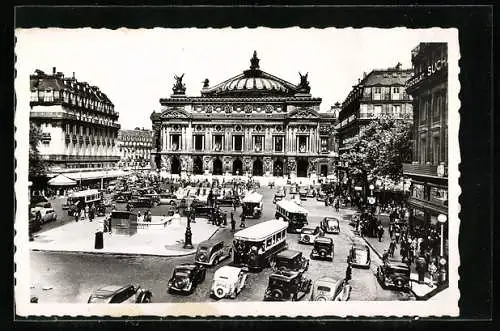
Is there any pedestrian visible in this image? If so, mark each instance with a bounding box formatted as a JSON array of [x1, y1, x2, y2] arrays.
[[240, 212, 246, 228], [232, 199, 237, 212], [74, 208, 79, 222], [394, 226, 401, 244], [88, 205, 95, 222], [389, 239, 396, 257], [345, 262, 352, 283], [85, 204, 90, 220], [382, 250, 389, 264], [389, 224, 394, 239], [377, 225, 384, 242], [230, 212, 236, 232], [428, 258, 438, 286], [334, 199, 340, 212], [107, 216, 112, 235]]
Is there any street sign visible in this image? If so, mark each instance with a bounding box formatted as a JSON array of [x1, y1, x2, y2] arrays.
[[368, 197, 376, 205]]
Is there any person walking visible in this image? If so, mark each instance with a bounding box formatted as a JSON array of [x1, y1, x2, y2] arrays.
[[88, 204, 95, 222], [345, 262, 352, 283], [74, 208, 80, 223], [230, 211, 236, 232], [334, 199, 340, 212], [382, 249, 389, 264], [240, 212, 246, 228], [389, 223, 394, 239], [377, 224, 384, 242], [85, 204, 90, 220], [394, 226, 401, 244], [428, 258, 438, 287], [389, 238, 396, 257]]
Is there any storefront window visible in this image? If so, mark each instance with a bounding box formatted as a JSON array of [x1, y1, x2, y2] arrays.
[[412, 183, 425, 200], [429, 186, 448, 206]]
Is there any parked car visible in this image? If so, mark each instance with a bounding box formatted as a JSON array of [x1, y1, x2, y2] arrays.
[[273, 188, 286, 204], [348, 244, 371, 268], [210, 266, 248, 299], [299, 188, 308, 201], [271, 250, 309, 274], [87, 284, 152, 303], [263, 270, 312, 301], [316, 191, 327, 202], [167, 264, 206, 294], [299, 226, 324, 245], [195, 239, 232, 266], [320, 217, 340, 234], [31, 207, 57, 224], [289, 186, 298, 195], [127, 197, 154, 209], [376, 261, 411, 291], [310, 277, 351, 301], [310, 237, 334, 261], [159, 193, 179, 206]]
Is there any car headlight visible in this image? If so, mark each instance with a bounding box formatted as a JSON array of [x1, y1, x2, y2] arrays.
[[317, 297, 327, 301]]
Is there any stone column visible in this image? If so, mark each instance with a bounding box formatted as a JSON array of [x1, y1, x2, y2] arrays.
[[187, 122, 192, 152], [207, 128, 212, 151], [162, 126, 167, 151]]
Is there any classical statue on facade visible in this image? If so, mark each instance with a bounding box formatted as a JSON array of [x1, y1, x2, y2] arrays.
[[264, 158, 272, 172], [203, 78, 209, 88], [172, 74, 186, 95], [297, 72, 311, 94]]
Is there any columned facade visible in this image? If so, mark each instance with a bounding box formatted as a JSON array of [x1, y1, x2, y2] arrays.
[[151, 52, 337, 178]]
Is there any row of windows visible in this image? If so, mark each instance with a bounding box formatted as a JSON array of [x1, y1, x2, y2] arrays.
[[417, 129, 447, 165], [418, 91, 447, 124], [63, 162, 117, 169], [411, 183, 448, 206], [363, 87, 409, 101], [166, 135, 324, 153], [359, 104, 410, 118], [64, 123, 117, 138], [31, 89, 115, 114], [118, 135, 152, 142]]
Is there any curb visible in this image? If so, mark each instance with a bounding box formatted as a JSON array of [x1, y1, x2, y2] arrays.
[[30, 228, 222, 258], [360, 234, 383, 261]]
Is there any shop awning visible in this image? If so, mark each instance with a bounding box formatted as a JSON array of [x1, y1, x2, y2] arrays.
[[48, 174, 77, 186]]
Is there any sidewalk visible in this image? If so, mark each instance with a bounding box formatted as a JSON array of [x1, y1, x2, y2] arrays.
[[30, 215, 220, 257], [359, 214, 448, 300]]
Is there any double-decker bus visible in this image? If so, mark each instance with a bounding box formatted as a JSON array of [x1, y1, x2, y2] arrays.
[[275, 199, 309, 233], [66, 189, 103, 216], [232, 219, 288, 271]]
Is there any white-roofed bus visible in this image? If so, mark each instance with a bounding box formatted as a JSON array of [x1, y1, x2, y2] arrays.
[[232, 219, 288, 271], [275, 199, 309, 233]]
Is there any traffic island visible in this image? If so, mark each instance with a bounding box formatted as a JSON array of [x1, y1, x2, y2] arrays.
[[29, 216, 219, 257]]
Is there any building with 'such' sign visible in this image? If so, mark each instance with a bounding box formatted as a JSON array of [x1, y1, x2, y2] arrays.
[[29, 68, 123, 183], [403, 43, 448, 252], [150, 51, 337, 178], [117, 128, 154, 170]]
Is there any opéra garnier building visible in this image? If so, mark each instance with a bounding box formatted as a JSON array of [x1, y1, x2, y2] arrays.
[[150, 52, 337, 178]]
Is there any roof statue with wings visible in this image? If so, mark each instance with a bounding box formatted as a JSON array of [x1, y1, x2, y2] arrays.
[[172, 73, 186, 95], [297, 72, 311, 94]]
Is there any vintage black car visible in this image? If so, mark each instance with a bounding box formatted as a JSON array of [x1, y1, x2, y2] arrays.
[[310, 237, 334, 261], [316, 191, 327, 202], [195, 239, 232, 266], [376, 261, 411, 291], [273, 188, 286, 204], [263, 270, 312, 301], [271, 250, 309, 274], [320, 217, 340, 234], [114, 191, 133, 203], [191, 200, 217, 218], [87, 284, 152, 303], [126, 197, 154, 209], [167, 264, 207, 294]]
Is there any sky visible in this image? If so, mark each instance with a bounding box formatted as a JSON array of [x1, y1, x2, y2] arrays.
[[16, 28, 453, 130]]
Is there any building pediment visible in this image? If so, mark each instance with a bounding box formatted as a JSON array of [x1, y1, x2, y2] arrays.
[[160, 107, 191, 119], [287, 107, 320, 119]]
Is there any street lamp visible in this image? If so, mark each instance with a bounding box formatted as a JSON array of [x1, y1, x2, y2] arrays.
[[369, 184, 374, 196], [437, 214, 447, 257], [183, 213, 193, 249]]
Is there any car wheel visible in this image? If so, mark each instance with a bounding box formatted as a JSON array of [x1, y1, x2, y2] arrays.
[[142, 295, 152, 303], [170, 201, 176, 206]]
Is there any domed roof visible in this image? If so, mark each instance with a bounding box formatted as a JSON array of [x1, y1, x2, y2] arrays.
[[201, 51, 303, 97]]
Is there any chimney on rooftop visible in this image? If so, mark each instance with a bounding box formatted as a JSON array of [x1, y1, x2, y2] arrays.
[[72, 72, 75, 79], [363, 72, 367, 78], [52, 67, 56, 74]]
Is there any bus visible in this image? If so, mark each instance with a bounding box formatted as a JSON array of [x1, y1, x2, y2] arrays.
[[241, 192, 263, 219], [232, 219, 289, 271], [275, 199, 309, 233], [66, 189, 103, 216]]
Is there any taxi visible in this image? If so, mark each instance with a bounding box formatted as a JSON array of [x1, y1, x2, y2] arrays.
[[210, 266, 248, 299]]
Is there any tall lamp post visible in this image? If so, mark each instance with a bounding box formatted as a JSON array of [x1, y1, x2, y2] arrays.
[[437, 213, 448, 284], [183, 208, 193, 249]]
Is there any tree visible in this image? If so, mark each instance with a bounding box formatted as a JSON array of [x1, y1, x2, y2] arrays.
[[29, 123, 47, 188], [340, 115, 412, 188]]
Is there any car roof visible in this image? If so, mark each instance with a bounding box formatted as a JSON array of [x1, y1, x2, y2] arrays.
[[276, 199, 308, 214], [324, 217, 340, 222], [198, 239, 224, 248], [214, 266, 241, 279], [270, 270, 299, 280], [314, 277, 343, 286], [315, 237, 333, 244], [277, 250, 302, 259], [93, 285, 130, 297], [175, 263, 197, 271], [235, 220, 288, 242], [242, 192, 263, 203], [386, 262, 410, 270]]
